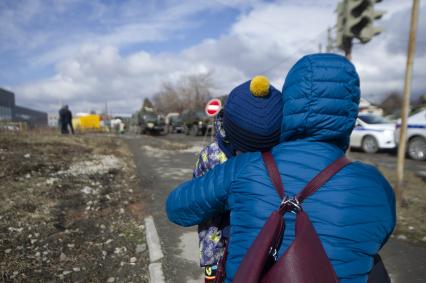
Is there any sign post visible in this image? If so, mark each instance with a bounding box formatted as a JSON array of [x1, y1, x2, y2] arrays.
[[205, 99, 222, 143]]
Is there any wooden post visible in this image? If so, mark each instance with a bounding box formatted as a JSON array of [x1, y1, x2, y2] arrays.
[[396, 0, 420, 205]]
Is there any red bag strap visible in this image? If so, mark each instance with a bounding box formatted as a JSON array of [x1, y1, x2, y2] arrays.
[[296, 156, 351, 203], [262, 152, 351, 204], [261, 151, 285, 199]]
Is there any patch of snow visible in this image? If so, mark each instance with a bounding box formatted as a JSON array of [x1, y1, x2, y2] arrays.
[[179, 145, 204, 153], [46, 178, 59, 185], [154, 167, 192, 180], [397, 234, 407, 240], [142, 144, 205, 158], [81, 186, 93, 194], [142, 146, 168, 158], [8, 227, 23, 233], [58, 155, 124, 176]]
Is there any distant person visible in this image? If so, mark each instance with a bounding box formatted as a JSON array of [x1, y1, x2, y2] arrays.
[[192, 76, 283, 282], [59, 105, 74, 134], [166, 54, 396, 282], [111, 118, 125, 134]]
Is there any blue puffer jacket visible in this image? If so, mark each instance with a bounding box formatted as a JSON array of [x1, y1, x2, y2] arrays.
[[166, 54, 396, 283]]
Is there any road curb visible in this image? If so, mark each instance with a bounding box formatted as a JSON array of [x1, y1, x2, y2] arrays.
[[149, 262, 166, 283], [145, 216, 165, 283]]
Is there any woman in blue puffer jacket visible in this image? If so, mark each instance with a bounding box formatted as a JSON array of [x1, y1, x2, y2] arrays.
[[166, 53, 396, 283]]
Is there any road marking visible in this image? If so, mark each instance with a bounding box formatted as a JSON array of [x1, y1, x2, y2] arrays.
[[145, 216, 165, 283]]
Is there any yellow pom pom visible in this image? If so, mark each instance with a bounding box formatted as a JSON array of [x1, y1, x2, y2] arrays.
[[250, 75, 270, 97]]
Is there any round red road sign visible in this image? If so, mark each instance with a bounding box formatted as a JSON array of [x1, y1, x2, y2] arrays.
[[205, 99, 222, 117]]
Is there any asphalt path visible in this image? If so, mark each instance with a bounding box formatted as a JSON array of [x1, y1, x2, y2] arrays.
[[124, 133, 426, 283], [125, 133, 206, 283]]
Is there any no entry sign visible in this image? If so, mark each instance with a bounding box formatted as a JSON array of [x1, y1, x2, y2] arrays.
[[205, 99, 222, 117]]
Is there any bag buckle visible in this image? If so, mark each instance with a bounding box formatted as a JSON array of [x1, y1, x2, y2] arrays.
[[280, 197, 301, 214], [269, 247, 278, 261]]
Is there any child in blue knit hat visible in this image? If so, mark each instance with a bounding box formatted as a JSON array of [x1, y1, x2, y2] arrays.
[[193, 76, 283, 282]]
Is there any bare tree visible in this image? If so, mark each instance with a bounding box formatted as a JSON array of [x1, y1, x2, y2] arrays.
[[153, 82, 185, 114], [153, 72, 214, 114], [142, 98, 154, 109], [380, 92, 402, 115], [180, 72, 213, 110]]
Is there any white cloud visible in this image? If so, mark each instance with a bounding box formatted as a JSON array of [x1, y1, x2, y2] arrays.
[[5, 0, 426, 115]]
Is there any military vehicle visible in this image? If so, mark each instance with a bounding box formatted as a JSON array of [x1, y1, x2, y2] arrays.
[[131, 107, 166, 135]]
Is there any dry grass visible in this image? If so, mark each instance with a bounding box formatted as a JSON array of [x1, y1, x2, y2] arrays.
[[0, 132, 149, 282]]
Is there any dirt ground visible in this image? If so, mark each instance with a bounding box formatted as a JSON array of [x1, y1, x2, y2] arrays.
[[348, 152, 426, 246], [0, 132, 149, 282], [1, 132, 425, 282]]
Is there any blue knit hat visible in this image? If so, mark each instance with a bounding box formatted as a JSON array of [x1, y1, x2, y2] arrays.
[[223, 76, 283, 152]]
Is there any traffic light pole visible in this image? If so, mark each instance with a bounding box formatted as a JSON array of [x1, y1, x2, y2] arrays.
[[396, 0, 420, 205], [326, 27, 333, 52], [342, 36, 353, 60]]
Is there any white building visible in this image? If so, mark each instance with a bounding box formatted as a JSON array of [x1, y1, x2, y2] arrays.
[[359, 98, 383, 116]]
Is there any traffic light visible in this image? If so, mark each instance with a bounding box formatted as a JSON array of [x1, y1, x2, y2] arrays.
[[335, 0, 385, 58], [344, 0, 385, 43]]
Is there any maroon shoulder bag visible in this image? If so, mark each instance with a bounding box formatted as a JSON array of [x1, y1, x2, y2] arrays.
[[232, 151, 351, 283]]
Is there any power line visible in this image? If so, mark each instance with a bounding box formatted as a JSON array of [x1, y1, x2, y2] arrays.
[[258, 28, 329, 76], [208, 1, 332, 75]]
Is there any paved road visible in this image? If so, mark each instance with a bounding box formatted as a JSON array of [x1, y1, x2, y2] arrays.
[[125, 134, 205, 283], [125, 134, 426, 283], [381, 238, 426, 282]]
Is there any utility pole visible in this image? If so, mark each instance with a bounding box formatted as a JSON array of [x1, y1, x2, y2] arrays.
[[396, 0, 420, 205]]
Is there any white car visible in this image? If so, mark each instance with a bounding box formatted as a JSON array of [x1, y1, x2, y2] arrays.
[[350, 114, 396, 153], [395, 108, 426, 161]]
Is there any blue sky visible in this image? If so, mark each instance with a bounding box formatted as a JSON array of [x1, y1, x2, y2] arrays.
[[0, 0, 240, 83], [0, 0, 424, 114]]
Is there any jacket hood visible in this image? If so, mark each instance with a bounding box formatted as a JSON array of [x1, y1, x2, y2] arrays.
[[280, 53, 360, 151]]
